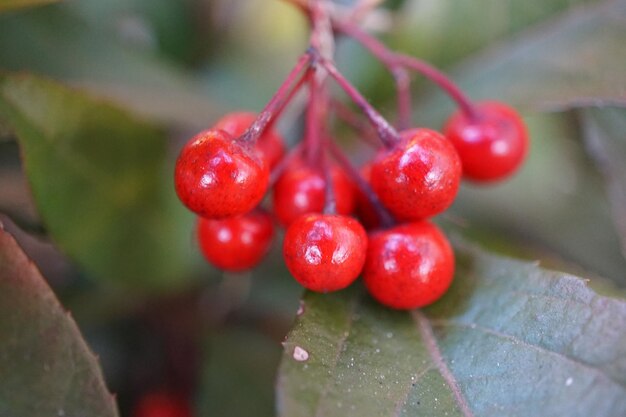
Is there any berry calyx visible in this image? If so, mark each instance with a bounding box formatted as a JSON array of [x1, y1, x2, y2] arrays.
[[214, 112, 286, 170], [283, 213, 367, 292], [132, 391, 192, 417], [443, 101, 528, 182], [272, 161, 356, 227], [197, 209, 274, 272], [363, 221, 454, 310], [174, 129, 269, 219], [369, 128, 461, 221]]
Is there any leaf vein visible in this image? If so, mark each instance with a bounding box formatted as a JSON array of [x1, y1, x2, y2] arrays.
[[412, 311, 474, 417], [430, 319, 625, 389]]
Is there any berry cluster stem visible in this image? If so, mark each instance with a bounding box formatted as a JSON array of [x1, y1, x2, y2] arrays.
[[325, 139, 395, 228], [321, 57, 401, 148], [329, 98, 380, 148], [239, 51, 313, 145], [335, 17, 479, 121]]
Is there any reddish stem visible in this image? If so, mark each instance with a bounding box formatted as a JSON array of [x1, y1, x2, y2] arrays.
[[325, 139, 395, 228], [330, 99, 380, 148], [239, 51, 313, 145], [304, 70, 323, 167], [268, 67, 314, 132], [395, 55, 478, 120], [321, 57, 401, 148], [322, 150, 337, 215], [335, 19, 479, 121]]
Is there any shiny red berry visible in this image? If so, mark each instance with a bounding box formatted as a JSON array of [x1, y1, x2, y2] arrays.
[[363, 221, 454, 310], [354, 163, 382, 230], [214, 111, 286, 170], [272, 162, 356, 227], [197, 209, 274, 272], [174, 129, 269, 219], [369, 128, 461, 221], [283, 213, 367, 292], [444, 101, 528, 182], [132, 391, 192, 417]]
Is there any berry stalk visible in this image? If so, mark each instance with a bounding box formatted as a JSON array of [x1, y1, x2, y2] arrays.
[[239, 51, 313, 145], [321, 57, 401, 148], [330, 98, 380, 148], [335, 18, 479, 121], [325, 139, 395, 228]]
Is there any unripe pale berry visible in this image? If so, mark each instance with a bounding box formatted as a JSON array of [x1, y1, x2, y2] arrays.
[[444, 101, 528, 182], [174, 129, 269, 219]]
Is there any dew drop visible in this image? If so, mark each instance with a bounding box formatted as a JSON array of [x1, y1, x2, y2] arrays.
[[565, 377, 573, 386]]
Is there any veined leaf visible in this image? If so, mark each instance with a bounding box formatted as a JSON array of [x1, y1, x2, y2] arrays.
[[0, 5, 218, 128], [278, 241, 626, 417], [0, 224, 118, 417], [578, 105, 626, 259], [0, 73, 196, 288], [416, 0, 626, 127]]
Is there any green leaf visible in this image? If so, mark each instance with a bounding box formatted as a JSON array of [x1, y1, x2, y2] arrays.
[[578, 105, 626, 258], [392, 0, 600, 68], [0, 73, 195, 288], [277, 242, 626, 417], [416, 0, 626, 127], [0, 0, 59, 13], [0, 5, 219, 128], [0, 224, 118, 417]]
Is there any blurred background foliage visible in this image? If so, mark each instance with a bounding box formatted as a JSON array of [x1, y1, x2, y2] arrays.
[[0, 0, 625, 416]]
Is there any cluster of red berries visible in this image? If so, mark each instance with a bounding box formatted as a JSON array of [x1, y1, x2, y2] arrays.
[[174, 3, 528, 310]]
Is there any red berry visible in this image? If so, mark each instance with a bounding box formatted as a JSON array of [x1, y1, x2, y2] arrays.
[[369, 128, 461, 221], [272, 162, 356, 227], [214, 112, 286, 170], [363, 221, 454, 310], [354, 163, 382, 230], [443, 101, 528, 182], [283, 213, 367, 292], [132, 391, 192, 417], [197, 209, 274, 272], [174, 129, 269, 219]]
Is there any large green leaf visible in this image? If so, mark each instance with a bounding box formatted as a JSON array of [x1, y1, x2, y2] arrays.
[[415, 0, 626, 127], [0, 4, 218, 128], [0, 224, 118, 417], [578, 105, 626, 258], [277, 241, 626, 417], [0, 0, 58, 13], [392, 0, 600, 68], [0, 73, 196, 288]]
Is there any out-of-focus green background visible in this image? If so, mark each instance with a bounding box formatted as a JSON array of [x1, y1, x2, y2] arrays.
[[1, 0, 625, 416]]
